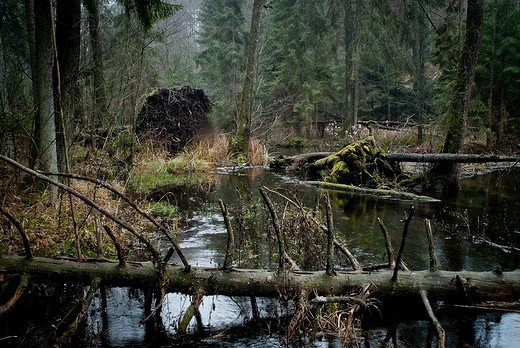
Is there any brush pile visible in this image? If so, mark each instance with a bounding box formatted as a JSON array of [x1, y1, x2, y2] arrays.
[[136, 86, 211, 153]]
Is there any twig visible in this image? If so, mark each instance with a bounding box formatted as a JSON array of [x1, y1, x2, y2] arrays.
[[420, 290, 446, 348], [424, 219, 437, 272], [219, 199, 234, 269], [377, 217, 395, 269], [341, 283, 371, 347], [52, 277, 101, 348], [325, 194, 336, 276], [259, 186, 297, 272], [178, 290, 205, 334], [95, 214, 104, 258], [287, 289, 307, 339], [0, 207, 32, 260], [0, 273, 30, 314], [392, 204, 415, 282], [0, 155, 162, 264], [37, 170, 190, 270], [262, 186, 362, 270], [103, 225, 126, 268], [139, 287, 166, 326]]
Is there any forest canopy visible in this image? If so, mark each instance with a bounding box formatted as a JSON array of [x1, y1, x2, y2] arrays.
[[2, 0, 520, 165]]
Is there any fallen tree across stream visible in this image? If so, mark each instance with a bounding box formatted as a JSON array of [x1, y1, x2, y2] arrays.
[[0, 255, 518, 302], [280, 151, 519, 169]]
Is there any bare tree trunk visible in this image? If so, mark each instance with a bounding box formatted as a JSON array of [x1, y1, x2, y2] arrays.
[[55, 0, 81, 173], [423, 0, 484, 194], [0, 35, 13, 158], [86, 0, 109, 133], [33, 0, 58, 201], [24, 0, 39, 168]]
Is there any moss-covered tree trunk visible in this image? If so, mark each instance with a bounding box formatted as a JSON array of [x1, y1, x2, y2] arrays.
[[232, 0, 263, 160], [424, 0, 484, 194]]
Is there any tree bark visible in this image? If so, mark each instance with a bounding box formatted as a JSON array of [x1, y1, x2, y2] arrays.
[[85, 0, 109, 131], [387, 153, 519, 163], [1, 255, 519, 302], [233, 0, 263, 158], [424, 0, 484, 194], [33, 0, 58, 201], [55, 0, 81, 173]]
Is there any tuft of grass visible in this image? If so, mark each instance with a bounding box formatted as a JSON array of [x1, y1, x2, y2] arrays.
[[148, 201, 180, 218], [248, 138, 268, 166], [130, 132, 230, 194]]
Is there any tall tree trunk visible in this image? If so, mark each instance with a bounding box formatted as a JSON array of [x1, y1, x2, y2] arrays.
[[412, 1, 426, 144], [33, 0, 58, 200], [55, 0, 81, 173], [344, 0, 360, 131], [486, 0, 497, 150], [233, 0, 263, 158], [0, 34, 13, 158], [423, 0, 484, 194], [86, 0, 109, 134], [24, 0, 39, 169]]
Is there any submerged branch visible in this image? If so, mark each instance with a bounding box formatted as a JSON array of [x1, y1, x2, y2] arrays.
[[420, 290, 446, 348]]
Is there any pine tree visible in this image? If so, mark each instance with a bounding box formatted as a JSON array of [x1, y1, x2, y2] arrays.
[[198, 0, 247, 128]]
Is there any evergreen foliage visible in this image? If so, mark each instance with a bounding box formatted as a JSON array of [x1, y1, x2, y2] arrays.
[[197, 0, 247, 128], [474, 0, 520, 144]]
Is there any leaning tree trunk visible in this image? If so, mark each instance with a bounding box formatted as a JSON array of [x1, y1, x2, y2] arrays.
[[424, 0, 484, 194]]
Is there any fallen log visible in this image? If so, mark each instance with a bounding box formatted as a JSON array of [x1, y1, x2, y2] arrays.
[[386, 153, 520, 163], [1, 255, 519, 302], [275, 152, 519, 168]]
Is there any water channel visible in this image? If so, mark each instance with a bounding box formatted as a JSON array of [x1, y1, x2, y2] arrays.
[[83, 165, 520, 347]]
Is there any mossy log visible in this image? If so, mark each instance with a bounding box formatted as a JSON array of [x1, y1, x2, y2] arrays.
[[387, 153, 519, 163], [1, 255, 519, 302], [309, 139, 402, 187]]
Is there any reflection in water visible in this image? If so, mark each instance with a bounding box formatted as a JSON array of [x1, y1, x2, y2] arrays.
[[86, 167, 520, 347], [474, 313, 520, 347]]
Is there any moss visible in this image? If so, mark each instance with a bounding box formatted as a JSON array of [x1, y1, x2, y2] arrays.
[[311, 138, 405, 188]]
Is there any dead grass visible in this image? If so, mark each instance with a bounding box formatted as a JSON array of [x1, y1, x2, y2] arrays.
[[248, 138, 269, 166]]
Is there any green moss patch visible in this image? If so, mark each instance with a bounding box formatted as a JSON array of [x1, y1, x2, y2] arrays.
[[311, 138, 404, 188]]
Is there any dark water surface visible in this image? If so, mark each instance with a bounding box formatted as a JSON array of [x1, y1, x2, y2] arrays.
[[4, 167, 520, 347]]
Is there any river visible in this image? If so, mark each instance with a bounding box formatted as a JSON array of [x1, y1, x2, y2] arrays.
[[84, 165, 520, 347]]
